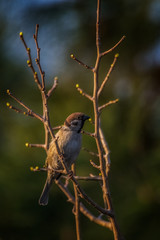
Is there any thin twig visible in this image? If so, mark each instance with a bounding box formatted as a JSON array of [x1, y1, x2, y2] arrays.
[[56, 180, 112, 230], [96, 0, 101, 55], [33, 24, 45, 90], [62, 175, 102, 182], [30, 166, 47, 172], [70, 175, 113, 217], [6, 103, 32, 116], [47, 76, 58, 98], [100, 36, 125, 57], [52, 125, 62, 131], [75, 84, 93, 101], [81, 130, 95, 138], [6, 90, 43, 122], [75, 175, 102, 182], [30, 166, 65, 175], [25, 143, 46, 149], [99, 98, 119, 112], [70, 54, 93, 71], [82, 147, 99, 157], [72, 165, 81, 240], [90, 159, 100, 169], [99, 127, 111, 175], [98, 54, 119, 97], [33, 24, 40, 61], [19, 32, 42, 89]]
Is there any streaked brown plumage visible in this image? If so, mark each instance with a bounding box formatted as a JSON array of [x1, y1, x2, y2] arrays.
[[39, 112, 90, 205]]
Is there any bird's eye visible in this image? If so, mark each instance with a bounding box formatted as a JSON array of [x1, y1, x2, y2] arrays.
[[72, 120, 78, 126]]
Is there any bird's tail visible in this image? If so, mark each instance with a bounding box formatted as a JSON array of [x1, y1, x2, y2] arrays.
[[39, 177, 52, 206]]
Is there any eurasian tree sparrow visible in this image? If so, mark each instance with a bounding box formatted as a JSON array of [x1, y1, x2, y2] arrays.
[[39, 112, 90, 205]]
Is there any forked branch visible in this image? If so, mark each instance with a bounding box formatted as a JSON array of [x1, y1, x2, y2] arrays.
[[70, 0, 125, 239]]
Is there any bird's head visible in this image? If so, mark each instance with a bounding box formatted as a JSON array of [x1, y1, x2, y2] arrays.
[[64, 112, 90, 133]]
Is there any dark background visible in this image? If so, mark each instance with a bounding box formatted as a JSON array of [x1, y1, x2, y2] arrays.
[[0, 0, 160, 239]]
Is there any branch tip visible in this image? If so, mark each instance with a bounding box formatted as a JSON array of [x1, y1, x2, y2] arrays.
[[115, 53, 119, 58], [19, 32, 23, 37], [99, 98, 119, 112], [70, 54, 75, 59], [76, 85, 93, 101], [6, 102, 10, 107], [25, 142, 29, 147], [6, 89, 11, 95]]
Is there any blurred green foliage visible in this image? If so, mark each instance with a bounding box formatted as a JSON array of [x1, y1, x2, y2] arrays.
[[0, 0, 160, 239]]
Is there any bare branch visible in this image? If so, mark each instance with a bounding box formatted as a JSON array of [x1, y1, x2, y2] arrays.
[[75, 175, 102, 182], [56, 180, 112, 230], [19, 32, 42, 90], [100, 35, 125, 57], [72, 164, 81, 240], [6, 102, 32, 116], [75, 84, 93, 101], [6, 90, 43, 122], [90, 159, 100, 169], [47, 76, 58, 98], [81, 130, 95, 138], [69, 175, 113, 217], [52, 125, 62, 131], [30, 166, 47, 172], [62, 175, 102, 182], [33, 24, 45, 90], [82, 147, 99, 157], [25, 143, 46, 149], [96, 0, 101, 55], [98, 54, 119, 97], [70, 54, 93, 71], [91, 1, 124, 239], [99, 127, 111, 175], [33, 24, 40, 61], [99, 98, 119, 112]]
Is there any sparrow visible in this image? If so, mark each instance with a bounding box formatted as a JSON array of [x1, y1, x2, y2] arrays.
[[39, 112, 90, 205]]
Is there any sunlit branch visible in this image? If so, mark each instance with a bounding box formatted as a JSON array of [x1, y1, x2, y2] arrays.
[[56, 180, 112, 230], [99, 99, 119, 112], [6, 90, 43, 122], [76, 84, 93, 101], [98, 54, 119, 97], [70, 54, 93, 71], [100, 36, 125, 57], [47, 76, 58, 98]]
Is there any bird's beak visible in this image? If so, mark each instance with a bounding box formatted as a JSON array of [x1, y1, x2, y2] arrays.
[[83, 115, 90, 121]]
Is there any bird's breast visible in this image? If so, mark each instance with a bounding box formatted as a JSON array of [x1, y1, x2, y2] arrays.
[[63, 131, 81, 153], [47, 129, 82, 169], [60, 130, 82, 165]]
